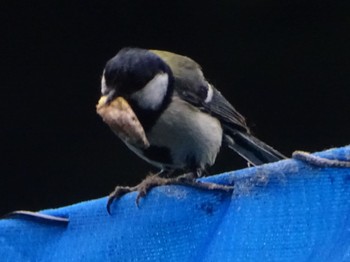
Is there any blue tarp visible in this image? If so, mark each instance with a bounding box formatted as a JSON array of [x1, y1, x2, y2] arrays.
[[1, 146, 350, 261]]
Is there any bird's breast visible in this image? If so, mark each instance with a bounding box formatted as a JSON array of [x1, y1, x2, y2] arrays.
[[146, 96, 223, 170]]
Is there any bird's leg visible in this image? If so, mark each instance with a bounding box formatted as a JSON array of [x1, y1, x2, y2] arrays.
[[172, 169, 234, 192], [107, 171, 172, 214], [107, 169, 234, 214], [156, 169, 175, 178]]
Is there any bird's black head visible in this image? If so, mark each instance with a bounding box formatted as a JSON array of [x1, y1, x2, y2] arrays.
[[102, 48, 172, 98], [101, 47, 174, 131]]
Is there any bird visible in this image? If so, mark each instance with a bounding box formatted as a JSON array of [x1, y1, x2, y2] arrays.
[[97, 47, 286, 212]]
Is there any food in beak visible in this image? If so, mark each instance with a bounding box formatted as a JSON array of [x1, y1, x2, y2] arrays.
[[96, 96, 150, 149]]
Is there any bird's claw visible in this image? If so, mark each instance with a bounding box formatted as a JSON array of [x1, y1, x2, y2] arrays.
[[107, 186, 135, 214], [107, 175, 166, 214], [107, 174, 234, 214]]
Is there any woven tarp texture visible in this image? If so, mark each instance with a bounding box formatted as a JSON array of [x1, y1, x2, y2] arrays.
[[1, 146, 350, 261]]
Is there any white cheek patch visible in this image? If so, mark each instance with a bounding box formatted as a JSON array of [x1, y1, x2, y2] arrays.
[[131, 73, 169, 110], [101, 73, 107, 95], [205, 84, 214, 103]]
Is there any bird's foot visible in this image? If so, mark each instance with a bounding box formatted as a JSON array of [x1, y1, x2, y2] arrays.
[[107, 173, 234, 214], [107, 175, 170, 214]]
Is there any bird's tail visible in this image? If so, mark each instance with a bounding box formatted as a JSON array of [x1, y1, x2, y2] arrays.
[[224, 131, 286, 166]]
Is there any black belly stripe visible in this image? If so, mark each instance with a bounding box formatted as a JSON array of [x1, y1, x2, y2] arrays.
[[143, 145, 173, 166]]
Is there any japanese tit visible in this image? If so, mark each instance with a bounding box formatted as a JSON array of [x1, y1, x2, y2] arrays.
[[98, 48, 285, 190]]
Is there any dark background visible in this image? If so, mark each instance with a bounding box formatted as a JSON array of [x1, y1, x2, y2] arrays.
[[1, 1, 349, 215]]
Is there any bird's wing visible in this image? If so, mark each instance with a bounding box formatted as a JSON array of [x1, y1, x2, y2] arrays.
[[176, 82, 249, 132], [150, 50, 248, 132], [176, 82, 287, 164], [152, 50, 286, 165]]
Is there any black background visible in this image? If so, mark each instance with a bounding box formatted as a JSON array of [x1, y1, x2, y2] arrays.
[[1, 1, 349, 215]]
